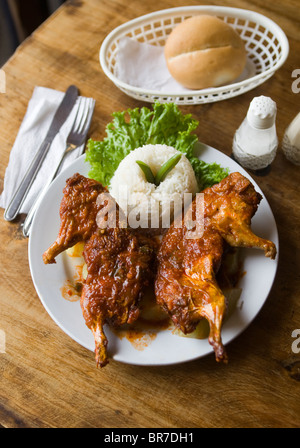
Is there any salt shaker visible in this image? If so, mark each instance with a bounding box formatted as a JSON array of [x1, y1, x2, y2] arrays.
[[282, 112, 300, 165], [232, 96, 278, 171]]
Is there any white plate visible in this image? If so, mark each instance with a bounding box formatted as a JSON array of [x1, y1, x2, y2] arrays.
[[28, 145, 279, 366]]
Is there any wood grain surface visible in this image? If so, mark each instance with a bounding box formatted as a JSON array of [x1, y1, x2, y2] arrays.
[[0, 0, 300, 428]]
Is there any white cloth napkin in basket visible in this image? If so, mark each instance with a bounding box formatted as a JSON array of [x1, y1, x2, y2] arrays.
[[0, 86, 91, 214]]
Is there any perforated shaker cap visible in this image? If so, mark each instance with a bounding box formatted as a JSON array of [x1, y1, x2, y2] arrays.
[[246, 96, 277, 129]]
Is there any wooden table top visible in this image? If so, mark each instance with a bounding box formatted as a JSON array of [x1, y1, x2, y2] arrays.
[[0, 0, 299, 429]]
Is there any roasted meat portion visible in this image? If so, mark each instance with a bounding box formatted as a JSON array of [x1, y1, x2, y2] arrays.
[[155, 172, 277, 363], [43, 173, 155, 367], [81, 228, 155, 368]]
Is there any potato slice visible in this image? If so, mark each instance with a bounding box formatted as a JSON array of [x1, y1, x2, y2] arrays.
[[66, 242, 85, 258]]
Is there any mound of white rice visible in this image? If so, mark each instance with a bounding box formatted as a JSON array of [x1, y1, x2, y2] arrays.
[[109, 144, 198, 230]]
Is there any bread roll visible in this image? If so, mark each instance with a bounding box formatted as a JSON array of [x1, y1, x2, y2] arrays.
[[164, 15, 247, 90]]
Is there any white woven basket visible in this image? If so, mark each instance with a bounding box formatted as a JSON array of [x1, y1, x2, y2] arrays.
[[99, 6, 289, 105]]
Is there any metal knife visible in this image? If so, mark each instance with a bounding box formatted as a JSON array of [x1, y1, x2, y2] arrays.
[[4, 85, 79, 221]]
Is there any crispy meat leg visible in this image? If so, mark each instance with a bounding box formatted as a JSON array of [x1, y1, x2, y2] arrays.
[[189, 255, 228, 362], [91, 319, 108, 368]]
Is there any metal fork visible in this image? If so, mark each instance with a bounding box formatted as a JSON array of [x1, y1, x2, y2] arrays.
[[22, 96, 95, 237]]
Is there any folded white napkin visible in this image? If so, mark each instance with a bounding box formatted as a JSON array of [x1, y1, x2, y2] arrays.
[[0, 86, 91, 214], [115, 37, 254, 93]]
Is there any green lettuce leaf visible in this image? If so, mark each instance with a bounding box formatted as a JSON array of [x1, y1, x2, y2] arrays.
[[85, 102, 228, 189]]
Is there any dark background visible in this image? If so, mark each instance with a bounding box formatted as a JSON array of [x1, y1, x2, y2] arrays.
[[0, 0, 66, 66]]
